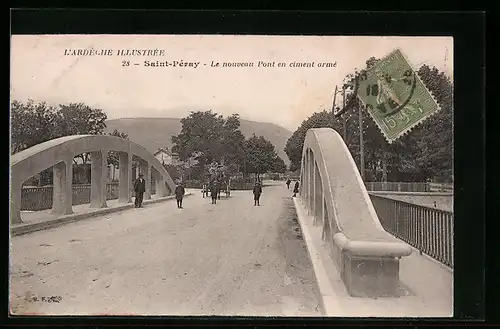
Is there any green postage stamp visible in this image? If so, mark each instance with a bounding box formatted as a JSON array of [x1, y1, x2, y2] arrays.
[[356, 49, 440, 143]]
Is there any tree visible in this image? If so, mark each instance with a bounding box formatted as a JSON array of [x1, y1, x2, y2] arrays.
[[11, 100, 110, 185], [107, 129, 130, 168], [221, 114, 246, 170], [57, 103, 107, 165], [273, 156, 287, 173], [413, 65, 453, 182], [245, 134, 279, 178], [284, 110, 341, 172], [57, 103, 107, 135], [163, 163, 182, 181], [171, 110, 247, 179], [172, 111, 225, 166], [11, 100, 61, 154], [284, 56, 453, 183]]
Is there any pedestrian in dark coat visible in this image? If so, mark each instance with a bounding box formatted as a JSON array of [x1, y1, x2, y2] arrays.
[[175, 182, 185, 209], [286, 178, 291, 189], [292, 181, 300, 197], [253, 181, 262, 206], [210, 181, 219, 204], [134, 173, 146, 208]]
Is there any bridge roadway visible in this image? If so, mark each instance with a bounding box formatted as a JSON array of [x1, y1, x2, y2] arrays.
[[10, 181, 322, 316]]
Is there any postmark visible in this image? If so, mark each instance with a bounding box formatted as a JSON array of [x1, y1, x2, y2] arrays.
[[355, 49, 440, 143]]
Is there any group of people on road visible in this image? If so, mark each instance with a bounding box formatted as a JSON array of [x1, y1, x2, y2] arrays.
[[202, 180, 225, 204], [209, 181, 220, 204], [133, 174, 300, 210], [133, 172, 186, 209], [252, 177, 300, 206]]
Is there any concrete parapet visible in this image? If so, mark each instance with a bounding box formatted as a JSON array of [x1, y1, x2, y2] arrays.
[[90, 150, 108, 208], [300, 128, 413, 298], [118, 151, 132, 203], [10, 135, 177, 224], [51, 157, 74, 215], [293, 196, 453, 317], [10, 174, 22, 224], [333, 232, 411, 297]]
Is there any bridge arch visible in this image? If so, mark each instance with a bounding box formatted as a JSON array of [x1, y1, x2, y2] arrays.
[[299, 128, 412, 297], [10, 135, 176, 224]]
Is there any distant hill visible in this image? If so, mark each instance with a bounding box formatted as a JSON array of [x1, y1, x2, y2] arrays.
[[105, 117, 293, 165]]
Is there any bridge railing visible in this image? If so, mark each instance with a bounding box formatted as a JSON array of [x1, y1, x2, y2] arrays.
[[11, 135, 177, 224], [21, 183, 121, 211], [370, 194, 454, 269], [365, 182, 453, 193]]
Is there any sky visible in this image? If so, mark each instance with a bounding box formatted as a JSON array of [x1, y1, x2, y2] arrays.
[[10, 35, 453, 131]]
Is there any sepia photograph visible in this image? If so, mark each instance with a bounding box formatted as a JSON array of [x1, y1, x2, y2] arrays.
[[10, 34, 453, 317]]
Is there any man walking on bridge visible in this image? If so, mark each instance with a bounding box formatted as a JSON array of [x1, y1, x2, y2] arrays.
[[253, 181, 262, 206], [175, 181, 185, 209], [286, 178, 291, 189], [210, 181, 219, 205], [134, 173, 146, 208]]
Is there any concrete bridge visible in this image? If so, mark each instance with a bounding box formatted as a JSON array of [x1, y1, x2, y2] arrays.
[[9, 130, 453, 317], [10, 135, 176, 224]]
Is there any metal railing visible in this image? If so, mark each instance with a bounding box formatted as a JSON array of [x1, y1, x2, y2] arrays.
[[366, 182, 453, 193], [20, 182, 120, 211], [429, 182, 454, 192], [370, 194, 454, 268]]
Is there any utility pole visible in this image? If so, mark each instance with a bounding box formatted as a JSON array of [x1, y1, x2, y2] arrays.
[[359, 104, 365, 181], [332, 85, 338, 115], [342, 87, 347, 141]]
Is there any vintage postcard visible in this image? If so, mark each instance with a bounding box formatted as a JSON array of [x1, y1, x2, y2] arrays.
[[10, 34, 453, 317]]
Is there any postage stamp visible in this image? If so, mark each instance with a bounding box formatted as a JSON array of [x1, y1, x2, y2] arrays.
[[356, 48, 440, 143]]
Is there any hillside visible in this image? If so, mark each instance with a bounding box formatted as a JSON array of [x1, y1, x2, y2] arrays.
[[105, 117, 293, 165]]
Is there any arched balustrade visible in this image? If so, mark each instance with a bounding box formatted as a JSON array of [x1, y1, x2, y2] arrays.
[[299, 128, 412, 297], [10, 135, 176, 224]]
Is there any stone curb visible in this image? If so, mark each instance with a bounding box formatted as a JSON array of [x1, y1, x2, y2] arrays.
[[292, 197, 342, 317], [11, 193, 192, 237]]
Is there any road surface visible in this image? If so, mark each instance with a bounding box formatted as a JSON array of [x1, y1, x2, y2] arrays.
[[10, 182, 321, 316]]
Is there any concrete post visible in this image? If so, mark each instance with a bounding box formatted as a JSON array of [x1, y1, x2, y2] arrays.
[[90, 150, 108, 208], [301, 153, 306, 205], [155, 176, 167, 198], [300, 156, 306, 200], [141, 162, 151, 200], [10, 174, 22, 224], [118, 151, 132, 203], [304, 150, 309, 210], [299, 163, 304, 202], [310, 156, 316, 217], [51, 157, 74, 215], [307, 150, 312, 215], [310, 152, 315, 213], [127, 153, 133, 202], [314, 162, 323, 226]]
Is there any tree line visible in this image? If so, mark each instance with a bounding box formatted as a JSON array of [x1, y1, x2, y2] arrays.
[[170, 110, 286, 181], [10, 101, 287, 185], [284, 59, 453, 183], [11, 100, 129, 185]]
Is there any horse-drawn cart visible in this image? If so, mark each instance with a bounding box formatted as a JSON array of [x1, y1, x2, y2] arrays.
[[203, 161, 231, 199]]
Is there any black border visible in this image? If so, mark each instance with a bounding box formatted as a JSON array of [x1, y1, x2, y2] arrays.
[[7, 9, 486, 327]]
